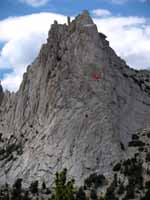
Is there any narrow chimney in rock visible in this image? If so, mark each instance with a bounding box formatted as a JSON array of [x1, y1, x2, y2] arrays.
[[0, 80, 4, 105], [67, 16, 71, 26]]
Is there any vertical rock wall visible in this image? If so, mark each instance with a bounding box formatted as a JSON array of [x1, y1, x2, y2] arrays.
[[0, 11, 150, 186]]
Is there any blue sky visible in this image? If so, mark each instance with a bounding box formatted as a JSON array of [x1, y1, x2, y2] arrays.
[[0, 0, 150, 19], [0, 0, 150, 91]]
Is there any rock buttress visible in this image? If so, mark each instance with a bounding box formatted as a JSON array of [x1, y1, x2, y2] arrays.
[[0, 11, 150, 186]]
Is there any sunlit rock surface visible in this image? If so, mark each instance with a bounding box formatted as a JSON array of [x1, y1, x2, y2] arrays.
[[0, 10, 150, 187]]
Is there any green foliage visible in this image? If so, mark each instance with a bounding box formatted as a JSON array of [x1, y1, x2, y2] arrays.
[[123, 183, 135, 200], [51, 168, 75, 200], [104, 183, 118, 200], [117, 183, 125, 195], [84, 173, 106, 189], [22, 191, 31, 200], [132, 134, 139, 140], [0, 143, 22, 161], [76, 187, 86, 200], [145, 180, 150, 189], [146, 152, 150, 162], [113, 163, 121, 172], [90, 189, 97, 200], [42, 181, 46, 190], [113, 174, 118, 187], [13, 178, 22, 193], [0, 184, 10, 200], [141, 189, 150, 200], [122, 157, 143, 189], [128, 140, 145, 147], [0, 150, 148, 200], [12, 178, 22, 200], [29, 181, 38, 195]]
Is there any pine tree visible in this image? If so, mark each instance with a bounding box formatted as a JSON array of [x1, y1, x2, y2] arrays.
[[51, 168, 75, 200], [76, 187, 86, 200]]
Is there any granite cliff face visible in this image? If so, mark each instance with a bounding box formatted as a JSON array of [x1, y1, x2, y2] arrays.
[[0, 11, 150, 187]]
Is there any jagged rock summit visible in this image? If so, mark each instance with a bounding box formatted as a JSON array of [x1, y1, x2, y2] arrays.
[[0, 10, 150, 187]]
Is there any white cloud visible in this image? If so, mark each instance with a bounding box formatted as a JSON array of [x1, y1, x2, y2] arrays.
[[0, 13, 66, 42], [94, 16, 150, 69], [2, 71, 24, 92], [0, 12, 67, 91], [20, 0, 50, 7], [92, 9, 111, 17], [0, 11, 150, 92]]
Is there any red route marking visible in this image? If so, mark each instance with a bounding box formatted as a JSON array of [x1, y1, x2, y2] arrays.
[[91, 72, 102, 80]]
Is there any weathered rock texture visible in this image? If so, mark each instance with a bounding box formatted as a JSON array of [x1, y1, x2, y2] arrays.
[[0, 10, 150, 187]]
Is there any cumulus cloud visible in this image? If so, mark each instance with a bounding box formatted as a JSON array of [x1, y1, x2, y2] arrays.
[[92, 9, 111, 17], [2, 71, 24, 92], [20, 0, 50, 7], [0, 11, 150, 91], [0, 12, 67, 91], [94, 16, 150, 69]]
